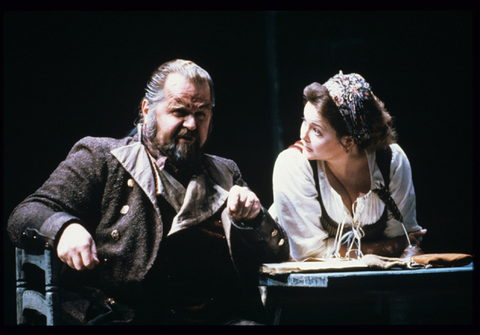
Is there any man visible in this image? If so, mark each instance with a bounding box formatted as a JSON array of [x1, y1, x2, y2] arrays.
[[8, 59, 289, 325]]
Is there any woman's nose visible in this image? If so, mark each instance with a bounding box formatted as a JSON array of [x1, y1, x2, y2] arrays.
[[300, 123, 309, 142]]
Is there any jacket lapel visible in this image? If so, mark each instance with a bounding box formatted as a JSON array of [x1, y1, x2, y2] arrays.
[[167, 170, 229, 235], [110, 142, 161, 217], [111, 141, 237, 254]]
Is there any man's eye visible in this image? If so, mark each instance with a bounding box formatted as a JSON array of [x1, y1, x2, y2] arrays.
[[195, 112, 206, 120], [313, 128, 322, 136], [173, 109, 187, 117]]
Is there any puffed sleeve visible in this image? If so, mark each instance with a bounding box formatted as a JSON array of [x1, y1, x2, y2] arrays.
[[383, 144, 423, 238], [272, 148, 334, 261]]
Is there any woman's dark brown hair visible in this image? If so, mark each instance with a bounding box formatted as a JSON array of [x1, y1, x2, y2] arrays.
[[303, 82, 397, 151]]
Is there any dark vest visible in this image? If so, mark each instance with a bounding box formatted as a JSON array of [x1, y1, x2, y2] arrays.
[[133, 178, 255, 325]]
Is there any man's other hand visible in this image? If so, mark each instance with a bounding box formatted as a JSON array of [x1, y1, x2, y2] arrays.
[[227, 185, 261, 222]]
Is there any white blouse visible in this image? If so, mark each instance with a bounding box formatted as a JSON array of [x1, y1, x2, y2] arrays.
[[270, 143, 422, 261]]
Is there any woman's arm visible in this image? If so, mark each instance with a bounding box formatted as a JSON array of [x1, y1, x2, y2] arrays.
[[338, 229, 427, 258], [273, 148, 332, 261], [383, 144, 424, 238], [338, 235, 408, 258]]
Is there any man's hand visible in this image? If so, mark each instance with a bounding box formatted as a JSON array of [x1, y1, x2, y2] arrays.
[[57, 223, 100, 270], [227, 185, 261, 222]]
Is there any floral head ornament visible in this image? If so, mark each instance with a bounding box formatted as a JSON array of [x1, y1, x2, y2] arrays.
[[323, 71, 372, 144]]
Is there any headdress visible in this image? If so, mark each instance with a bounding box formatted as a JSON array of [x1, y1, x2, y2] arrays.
[[323, 71, 372, 144]]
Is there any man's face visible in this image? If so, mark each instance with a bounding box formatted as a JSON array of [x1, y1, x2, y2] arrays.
[[142, 73, 213, 166]]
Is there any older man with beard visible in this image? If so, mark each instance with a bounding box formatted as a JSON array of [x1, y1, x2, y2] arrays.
[[8, 59, 289, 325]]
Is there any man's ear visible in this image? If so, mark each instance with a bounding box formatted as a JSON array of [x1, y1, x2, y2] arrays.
[[141, 99, 149, 119]]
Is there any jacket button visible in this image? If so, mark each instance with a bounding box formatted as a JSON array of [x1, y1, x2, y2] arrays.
[[278, 238, 285, 246], [111, 229, 120, 241], [271, 229, 278, 237], [127, 179, 134, 187], [120, 205, 129, 214]]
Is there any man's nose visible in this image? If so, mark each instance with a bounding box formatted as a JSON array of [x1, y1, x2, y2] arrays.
[[183, 114, 197, 130]]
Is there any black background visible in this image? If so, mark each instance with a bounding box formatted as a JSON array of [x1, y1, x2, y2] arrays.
[[3, 11, 473, 325]]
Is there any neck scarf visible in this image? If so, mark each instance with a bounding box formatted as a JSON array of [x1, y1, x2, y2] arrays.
[[138, 124, 228, 236], [323, 71, 372, 144]]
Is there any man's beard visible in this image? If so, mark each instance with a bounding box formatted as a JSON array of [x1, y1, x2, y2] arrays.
[[153, 128, 204, 169]]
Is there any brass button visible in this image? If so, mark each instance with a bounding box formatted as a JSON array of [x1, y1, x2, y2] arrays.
[[127, 179, 134, 187], [120, 205, 129, 214], [271, 229, 278, 237], [106, 297, 116, 305], [278, 238, 285, 246], [111, 229, 120, 241]]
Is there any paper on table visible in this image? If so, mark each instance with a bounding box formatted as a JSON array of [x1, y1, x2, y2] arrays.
[[260, 257, 369, 275], [260, 254, 431, 275]]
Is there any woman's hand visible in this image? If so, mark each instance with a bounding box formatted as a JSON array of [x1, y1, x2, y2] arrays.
[[408, 228, 427, 246]]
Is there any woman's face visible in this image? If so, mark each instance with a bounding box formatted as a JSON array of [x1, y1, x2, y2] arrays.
[[300, 102, 346, 161]]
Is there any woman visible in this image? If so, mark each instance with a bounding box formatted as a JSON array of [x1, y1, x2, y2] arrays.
[[271, 71, 426, 261]]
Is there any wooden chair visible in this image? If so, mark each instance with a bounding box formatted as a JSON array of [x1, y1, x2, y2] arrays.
[[16, 247, 62, 325]]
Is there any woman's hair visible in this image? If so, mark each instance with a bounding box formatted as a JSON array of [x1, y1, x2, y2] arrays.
[[303, 82, 397, 151]]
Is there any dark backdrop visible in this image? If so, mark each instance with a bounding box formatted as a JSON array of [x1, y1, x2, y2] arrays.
[[3, 11, 472, 325]]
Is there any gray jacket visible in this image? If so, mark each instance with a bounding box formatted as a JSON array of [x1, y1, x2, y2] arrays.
[[8, 133, 289, 324]]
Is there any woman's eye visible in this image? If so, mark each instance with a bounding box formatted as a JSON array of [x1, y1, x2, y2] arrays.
[[302, 117, 321, 136]]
